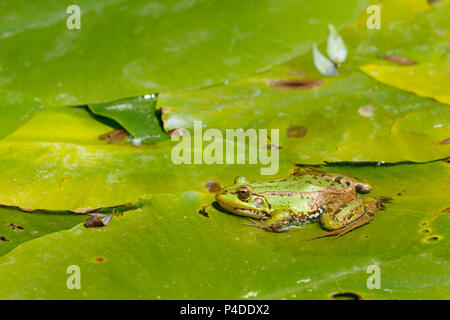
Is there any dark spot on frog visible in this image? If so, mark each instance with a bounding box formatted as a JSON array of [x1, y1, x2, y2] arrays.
[[94, 257, 105, 263], [331, 292, 362, 300], [397, 193, 402, 196], [205, 179, 222, 193], [286, 126, 307, 138], [442, 207, 450, 213], [422, 229, 430, 233], [428, 0, 443, 4], [439, 138, 450, 145], [270, 79, 323, 90], [363, 235, 369, 239], [0, 235, 9, 241]]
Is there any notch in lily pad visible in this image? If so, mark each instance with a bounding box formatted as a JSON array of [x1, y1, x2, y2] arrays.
[[89, 94, 170, 145]]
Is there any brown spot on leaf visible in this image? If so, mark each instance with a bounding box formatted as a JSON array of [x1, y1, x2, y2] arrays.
[[270, 79, 323, 90], [262, 144, 281, 150], [286, 126, 307, 138], [7, 223, 25, 232], [379, 55, 417, 66], [85, 214, 113, 228], [426, 236, 440, 242], [442, 208, 450, 213], [206, 180, 222, 193], [98, 129, 128, 144], [439, 138, 450, 145], [94, 257, 105, 263]]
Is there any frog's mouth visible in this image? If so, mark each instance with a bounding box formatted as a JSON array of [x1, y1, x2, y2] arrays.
[[215, 193, 269, 219]]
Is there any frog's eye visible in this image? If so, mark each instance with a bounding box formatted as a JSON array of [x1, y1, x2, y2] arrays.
[[237, 186, 252, 200], [253, 197, 264, 208]]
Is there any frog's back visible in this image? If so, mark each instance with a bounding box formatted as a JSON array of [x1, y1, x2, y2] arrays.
[[250, 174, 346, 193]]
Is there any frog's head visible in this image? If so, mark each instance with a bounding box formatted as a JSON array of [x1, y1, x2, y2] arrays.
[[215, 176, 271, 219]]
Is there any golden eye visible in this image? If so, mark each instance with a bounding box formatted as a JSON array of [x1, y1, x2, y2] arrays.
[[253, 197, 264, 208], [237, 186, 252, 200]]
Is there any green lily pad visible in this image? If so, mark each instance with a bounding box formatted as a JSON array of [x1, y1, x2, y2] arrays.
[[89, 94, 169, 143], [0, 0, 370, 107], [159, 0, 450, 164], [160, 69, 449, 164], [0, 106, 293, 210], [0, 161, 448, 299], [0, 91, 43, 139], [360, 58, 450, 105], [0, 207, 86, 257]]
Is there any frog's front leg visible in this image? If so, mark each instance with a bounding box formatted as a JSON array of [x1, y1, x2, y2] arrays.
[[309, 197, 382, 240], [243, 209, 295, 233]]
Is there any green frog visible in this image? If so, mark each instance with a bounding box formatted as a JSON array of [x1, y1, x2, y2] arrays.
[[215, 167, 389, 239]]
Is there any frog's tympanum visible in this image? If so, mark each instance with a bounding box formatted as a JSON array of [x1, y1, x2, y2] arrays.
[[215, 167, 389, 239]]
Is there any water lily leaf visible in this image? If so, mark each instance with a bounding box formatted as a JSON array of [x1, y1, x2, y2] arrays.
[[159, 0, 450, 164], [88, 94, 169, 143], [341, 0, 450, 68], [0, 106, 293, 210], [160, 69, 450, 164], [0, 206, 86, 257], [0, 161, 448, 299], [0, 0, 370, 107], [0, 91, 43, 139], [360, 59, 450, 105]]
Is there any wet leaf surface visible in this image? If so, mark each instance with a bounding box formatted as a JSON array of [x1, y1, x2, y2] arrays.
[[0, 106, 293, 210], [0, 0, 448, 300], [0, 162, 448, 299], [0, 0, 370, 106], [0, 91, 43, 139], [361, 58, 450, 105]]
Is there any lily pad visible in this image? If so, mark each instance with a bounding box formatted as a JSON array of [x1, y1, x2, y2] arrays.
[[0, 161, 448, 299], [160, 69, 450, 164], [0, 91, 43, 139], [0, 0, 370, 107], [0, 106, 293, 210], [360, 58, 450, 105]]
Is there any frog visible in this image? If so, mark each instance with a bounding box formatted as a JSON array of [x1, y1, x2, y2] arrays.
[[215, 167, 389, 239]]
